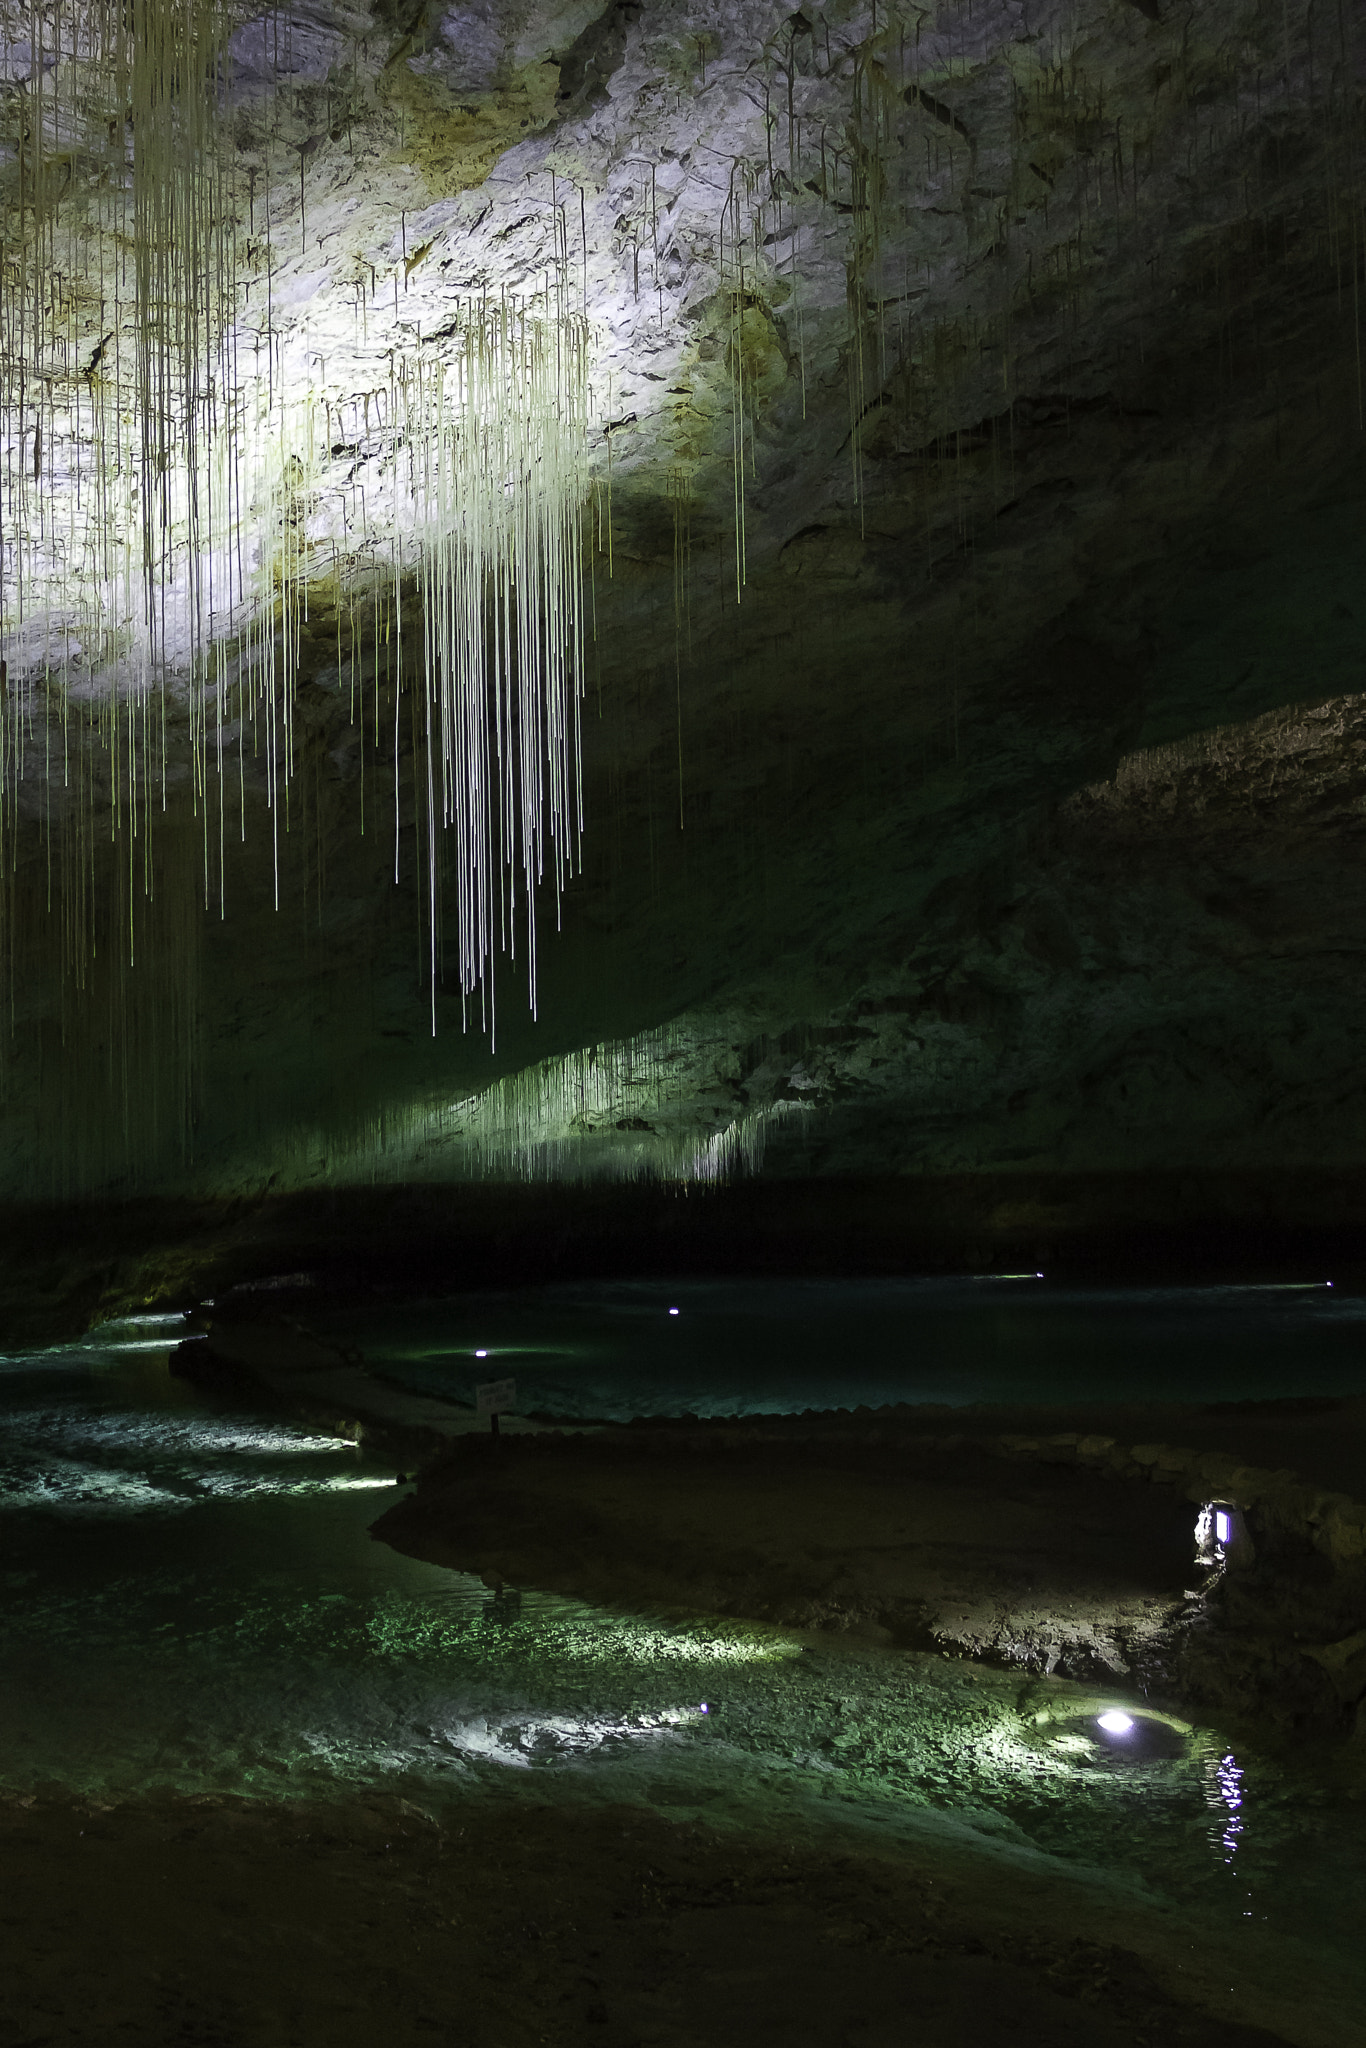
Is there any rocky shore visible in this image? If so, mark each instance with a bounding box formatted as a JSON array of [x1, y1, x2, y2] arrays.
[[372, 1410, 1366, 1745], [165, 1301, 1366, 1743]]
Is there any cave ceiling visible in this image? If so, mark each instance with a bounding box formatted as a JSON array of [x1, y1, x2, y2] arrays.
[[1, 0, 1364, 1200]]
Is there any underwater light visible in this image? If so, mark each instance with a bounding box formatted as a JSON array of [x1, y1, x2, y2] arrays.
[[699, 1702, 709, 1713], [668, 1307, 680, 1316], [1097, 1711, 1134, 1736], [1215, 1510, 1232, 1546], [475, 1349, 488, 1358]]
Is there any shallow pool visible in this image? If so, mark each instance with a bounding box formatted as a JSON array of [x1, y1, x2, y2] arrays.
[[303, 1273, 1366, 1419], [1, 1313, 1363, 2017]]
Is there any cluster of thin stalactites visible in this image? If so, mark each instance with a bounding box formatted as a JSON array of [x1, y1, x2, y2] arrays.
[[0, 0, 592, 1038], [4, 0, 1356, 1197], [243, 1023, 814, 1191]]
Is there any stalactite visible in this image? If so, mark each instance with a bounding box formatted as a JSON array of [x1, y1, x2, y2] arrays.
[[403, 299, 591, 1032], [720, 163, 752, 600], [0, 0, 595, 1131], [668, 467, 692, 830], [0, 0, 1361, 1196], [246, 1018, 809, 1191]]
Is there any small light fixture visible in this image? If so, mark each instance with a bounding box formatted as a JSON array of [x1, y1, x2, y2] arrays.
[[668, 1307, 680, 1316], [474, 1348, 488, 1358], [1097, 1710, 1134, 1736], [1196, 1500, 1253, 1570]]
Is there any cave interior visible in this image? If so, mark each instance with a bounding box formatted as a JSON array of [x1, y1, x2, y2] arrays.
[[1, 1, 1365, 2044]]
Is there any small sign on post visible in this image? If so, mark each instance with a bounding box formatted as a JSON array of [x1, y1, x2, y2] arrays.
[[475, 1377, 516, 1436]]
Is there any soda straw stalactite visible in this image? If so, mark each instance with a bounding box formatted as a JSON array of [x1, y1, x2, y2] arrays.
[[0, 0, 595, 1140]]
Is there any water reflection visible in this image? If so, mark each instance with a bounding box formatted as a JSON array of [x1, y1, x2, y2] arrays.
[[481, 1586, 523, 1630], [1207, 1749, 1247, 1862], [0, 1338, 365, 1515]]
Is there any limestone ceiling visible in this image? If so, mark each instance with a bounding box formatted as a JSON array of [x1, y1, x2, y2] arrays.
[[0, 0, 1363, 1197]]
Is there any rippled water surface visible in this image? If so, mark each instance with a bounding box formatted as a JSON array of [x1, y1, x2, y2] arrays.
[[2, 1307, 1363, 2016]]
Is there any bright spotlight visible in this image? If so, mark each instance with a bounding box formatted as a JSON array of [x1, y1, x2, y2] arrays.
[[474, 1348, 488, 1358], [1215, 1509, 1232, 1546], [1097, 1710, 1134, 1736], [668, 1307, 680, 1316]]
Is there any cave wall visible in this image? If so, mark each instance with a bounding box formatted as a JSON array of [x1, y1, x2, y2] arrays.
[[0, 0, 1363, 1209]]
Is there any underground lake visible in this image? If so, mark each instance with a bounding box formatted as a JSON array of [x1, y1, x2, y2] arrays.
[[2, 1283, 1363, 2046]]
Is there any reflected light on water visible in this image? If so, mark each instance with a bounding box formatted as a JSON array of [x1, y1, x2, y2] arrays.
[[1205, 1751, 1246, 1863], [83, 1315, 189, 1333], [323, 1276, 1366, 1425], [95, 1339, 188, 1353]]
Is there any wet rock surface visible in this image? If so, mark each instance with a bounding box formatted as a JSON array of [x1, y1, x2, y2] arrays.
[[6, 1318, 1364, 2047], [377, 1426, 1192, 1663], [0, 1790, 1307, 2048], [374, 1407, 1366, 1737]]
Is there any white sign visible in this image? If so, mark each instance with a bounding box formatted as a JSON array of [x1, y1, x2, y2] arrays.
[[476, 1377, 516, 1416]]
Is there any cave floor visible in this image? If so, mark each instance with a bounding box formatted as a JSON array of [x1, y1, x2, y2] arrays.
[[374, 1429, 1201, 1673], [0, 1789, 1314, 2048], [2, 1315, 1364, 2046]]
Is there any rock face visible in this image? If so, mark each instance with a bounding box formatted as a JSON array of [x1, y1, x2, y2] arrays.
[[1, 0, 1364, 1212]]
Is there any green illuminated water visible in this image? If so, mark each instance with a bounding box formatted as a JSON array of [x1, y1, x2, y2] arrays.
[[1, 1316, 1363, 2012]]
